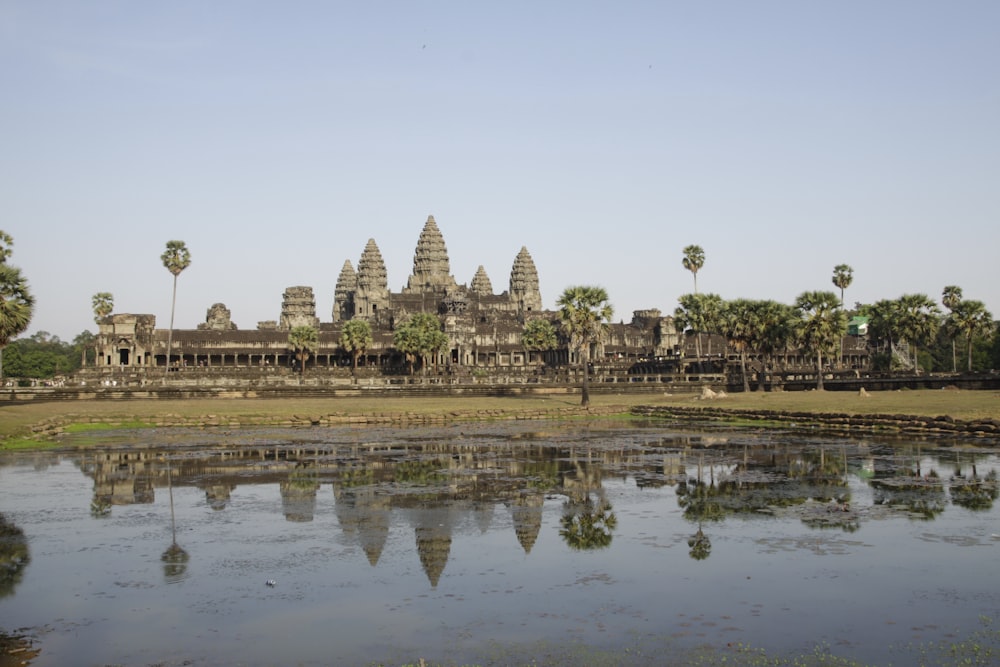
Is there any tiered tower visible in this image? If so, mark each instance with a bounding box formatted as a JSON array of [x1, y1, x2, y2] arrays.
[[332, 260, 357, 322], [354, 239, 389, 318], [509, 247, 542, 314], [403, 215, 457, 295]]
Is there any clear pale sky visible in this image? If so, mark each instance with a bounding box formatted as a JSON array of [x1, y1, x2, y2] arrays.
[[3, 1, 998, 342]]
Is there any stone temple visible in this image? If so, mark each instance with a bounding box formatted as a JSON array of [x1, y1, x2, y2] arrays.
[[92, 215, 686, 381]]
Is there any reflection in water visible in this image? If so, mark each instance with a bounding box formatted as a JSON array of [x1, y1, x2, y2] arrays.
[[56, 427, 1000, 586], [0, 514, 29, 598], [2, 423, 1000, 666], [161, 457, 189, 583]]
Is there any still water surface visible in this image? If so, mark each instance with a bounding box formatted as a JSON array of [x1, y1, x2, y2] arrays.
[[1, 420, 998, 666]]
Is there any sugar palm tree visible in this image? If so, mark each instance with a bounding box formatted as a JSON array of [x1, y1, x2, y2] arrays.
[[557, 286, 613, 407], [288, 325, 319, 382], [719, 298, 758, 392], [794, 291, 847, 390], [682, 245, 705, 294], [0, 263, 34, 381], [947, 299, 994, 372], [941, 286, 963, 372], [0, 231, 13, 264], [896, 293, 940, 374], [339, 319, 372, 382], [674, 292, 724, 373], [393, 313, 448, 377], [522, 318, 557, 368], [161, 240, 191, 377], [831, 264, 853, 307], [755, 300, 798, 391], [90, 292, 114, 368]]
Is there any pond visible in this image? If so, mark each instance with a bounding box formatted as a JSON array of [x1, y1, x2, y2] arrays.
[[1, 420, 998, 666]]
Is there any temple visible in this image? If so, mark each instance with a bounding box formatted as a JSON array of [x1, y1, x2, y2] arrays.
[[92, 215, 680, 382], [89, 214, 870, 386]]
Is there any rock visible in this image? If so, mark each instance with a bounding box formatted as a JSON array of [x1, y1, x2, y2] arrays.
[[859, 387, 869, 397]]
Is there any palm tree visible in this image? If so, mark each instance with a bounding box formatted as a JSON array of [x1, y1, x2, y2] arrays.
[[288, 325, 319, 382], [896, 294, 940, 374], [90, 292, 114, 368], [941, 286, 963, 372], [674, 293, 724, 373], [947, 300, 994, 372], [160, 240, 191, 378], [557, 286, 613, 407], [831, 264, 854, 307], [393, 313, 448, 377], [719, 298, 758, 392], [0, 264, 34, 381], [521, 318, 557, 368], [755, 300, 798, 391], [682, 245, 705, 294], [339, 319, 372, 382], [794, 291, 847, 390], [0, 231, 13, 264]]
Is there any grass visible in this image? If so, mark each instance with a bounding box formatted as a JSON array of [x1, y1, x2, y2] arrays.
[[0, 389, 997, 450]]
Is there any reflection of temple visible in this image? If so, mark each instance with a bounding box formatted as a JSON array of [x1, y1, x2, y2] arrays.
[[73, 434, 995, 586]]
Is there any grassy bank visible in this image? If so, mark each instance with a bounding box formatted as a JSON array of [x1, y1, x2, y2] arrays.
[[1, 388, 998, 450]]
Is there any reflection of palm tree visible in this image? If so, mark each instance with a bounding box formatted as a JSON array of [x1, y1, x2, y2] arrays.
[[687, 525, 711, 561], [161, 457, 189, 582], [0, 514, 30, 598], [559, 494, 617, 550]]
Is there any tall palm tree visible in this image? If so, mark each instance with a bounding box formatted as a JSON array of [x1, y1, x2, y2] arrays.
[[682, 245, 705, 294], [160, 240, 191, 378], [794, 291, 847, 390], [896, 293, 940, 374], [393, 313, 448, 377], [0, 264, 34, 380], [339, 319, 372, 382], [831, 264, 854, 307], [288, 325, 319, 382], [755, 300, 798, 391], [941, 286, 963, 372], [947, 299, 994, 372], [557, 286, 613, 407]]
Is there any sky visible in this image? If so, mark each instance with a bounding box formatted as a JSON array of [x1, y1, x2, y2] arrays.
[[3, 1, 998, 342]]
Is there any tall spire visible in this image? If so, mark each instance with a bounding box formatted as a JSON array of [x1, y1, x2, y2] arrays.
[[355, 239, 389, 318], [509, 246, 542, 314], [332, 259, 357, 322], [470, 265, 493, 296], [404, 215, 456, 294]]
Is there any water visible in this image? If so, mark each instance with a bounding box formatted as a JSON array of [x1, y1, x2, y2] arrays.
[[1, 420, 998, 666]]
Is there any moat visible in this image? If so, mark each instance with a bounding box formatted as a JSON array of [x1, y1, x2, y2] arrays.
[[1, 420, 998, 666]]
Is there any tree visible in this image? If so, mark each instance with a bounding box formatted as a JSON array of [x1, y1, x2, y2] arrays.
[[896, 294, 940, 374], [90, 292, 114, 368], [393, 313, 448, 377], [794, 291, 847, 390], [0, 231, 12, 264], [521, 318, 557, 366], [754, 300, 798, 391], [339, 319, 372, 381], [0, 242, 34, 381], [557, 286, 613, 407], [682, 245, 705, 294], [160, 240, 191, 378], [288, 325, 319, 382], [720, 299, 763, 393], [947, 300, 994, 372], [941, 286, 963, 373], [74, 330, 96, 367], [674, 293, 724, 373], [831, 264, 853, 307]]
